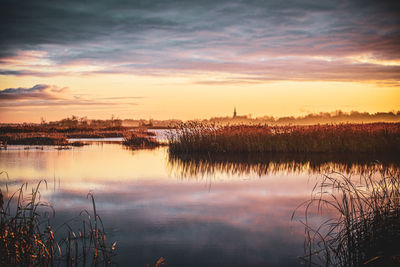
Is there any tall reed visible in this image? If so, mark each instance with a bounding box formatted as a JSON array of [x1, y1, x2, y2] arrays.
[[293, 169, 400, 266], [0, 124, 128, 145], [168, 122, 400, 154], [0, 177, 116, 266]]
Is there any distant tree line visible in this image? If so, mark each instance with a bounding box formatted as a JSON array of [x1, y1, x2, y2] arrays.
[[207, 110, 400, 125], [43, 115, 122, 127]]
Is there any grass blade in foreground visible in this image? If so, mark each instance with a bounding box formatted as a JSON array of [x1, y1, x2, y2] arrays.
[[0, 179, 116, 266], [293, 168, 400, 266]]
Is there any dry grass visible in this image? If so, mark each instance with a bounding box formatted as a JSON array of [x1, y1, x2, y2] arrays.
[[0, 133, 69, 146], [168, 122, 400, 154], [0, 125, 125, 134], [0, 176, 116, 266], [123, 131, 161, 148], [293, 169, 400, 266], [0, 124, 128, 146], [0, 133, 86, 147]]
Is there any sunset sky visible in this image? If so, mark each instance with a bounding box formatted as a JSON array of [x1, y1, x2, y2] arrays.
[[1, 0, 399, 123]]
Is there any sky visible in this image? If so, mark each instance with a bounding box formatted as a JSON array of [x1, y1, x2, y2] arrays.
[[0, 0, 399, 123]]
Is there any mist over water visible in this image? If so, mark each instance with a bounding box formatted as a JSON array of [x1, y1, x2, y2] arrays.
[[0, 142, 397, 266]]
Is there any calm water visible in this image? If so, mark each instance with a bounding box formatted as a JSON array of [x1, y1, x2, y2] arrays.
[[1, 141, 396, 266]]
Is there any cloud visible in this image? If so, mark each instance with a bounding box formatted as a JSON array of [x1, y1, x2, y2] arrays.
[[0, 84, 142, 108], [0, 69, 64, 77], [0, 0, 399, 83], [0, 84, 67, 100], [51, 181, 305, 266], [0, 100, 138, 108], [1, 0, 399, 60]]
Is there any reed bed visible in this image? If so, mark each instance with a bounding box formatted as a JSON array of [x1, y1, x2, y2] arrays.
[[0, 125, 128, 146], [0, 133, 69, 146], [123, 131, 161, 148], [168, 122, 400, 154], [293, 169, 400, 266], [0, 125, 125, 134], [0, 133, 87, 147], [0, 178, 116, 266]]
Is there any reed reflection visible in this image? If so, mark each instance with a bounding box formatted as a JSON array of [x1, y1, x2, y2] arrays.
[[168, 152, 400, 178]]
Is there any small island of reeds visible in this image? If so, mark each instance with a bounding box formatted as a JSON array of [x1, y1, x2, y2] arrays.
[[122, 130, 162, 149], [0, 124, 126, 146]]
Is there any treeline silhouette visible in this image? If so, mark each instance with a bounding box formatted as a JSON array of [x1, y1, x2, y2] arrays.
[[207, 110, 400, 125]]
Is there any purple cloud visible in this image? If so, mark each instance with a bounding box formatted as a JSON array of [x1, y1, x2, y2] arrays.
[[0, 84, 67, 100]]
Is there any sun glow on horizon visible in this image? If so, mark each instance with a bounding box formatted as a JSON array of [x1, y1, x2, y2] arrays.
[[1, 73, 399, 123]]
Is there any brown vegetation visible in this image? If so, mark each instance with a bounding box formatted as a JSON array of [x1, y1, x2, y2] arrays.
[[293, 169, 400, 266], [0, 179, 116, 266], [168, 122, 400, 154], [122, 131, 162, 149], [0, 133, 69, 146], [0, 123, 129, 146], [0, 176, 166, 266]]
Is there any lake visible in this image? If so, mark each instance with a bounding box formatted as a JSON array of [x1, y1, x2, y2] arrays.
[[0, 140, 397, 266]]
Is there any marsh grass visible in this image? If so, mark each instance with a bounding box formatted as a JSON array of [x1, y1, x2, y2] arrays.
[[293, 169, 400, 266], [0, 133, 69, 146], [123, 131, 161, 148], [0, 133, 86, 147], [0, 125, 128, 146], [168, 122, 400, 154], [0, 176, 116, 266], [0, 125, 125, 134]]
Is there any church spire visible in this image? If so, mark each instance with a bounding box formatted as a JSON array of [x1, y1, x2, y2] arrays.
[[233, 106, 237, 118]]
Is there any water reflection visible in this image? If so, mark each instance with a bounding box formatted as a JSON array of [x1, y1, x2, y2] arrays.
[[0, 144, 169, 185], [42, 178, 309, 267], [168, 152, 400, 178], [1, 143, 398, 266]]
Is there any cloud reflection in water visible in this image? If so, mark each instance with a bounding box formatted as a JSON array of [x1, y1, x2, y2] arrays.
[[1, 144, 398, 266]]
